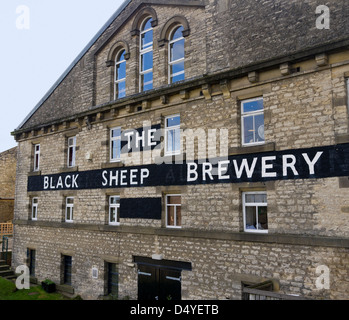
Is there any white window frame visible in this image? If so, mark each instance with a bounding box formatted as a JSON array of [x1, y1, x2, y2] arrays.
[[33, 144, 40, 172], [65, 197, 74, 223], [165, 114, 181, 156], [166, 194, 181, 229], [110, 127, 121, 162], [109, 196, 120, 226], [67, 136, 76, 168], [241, 97, 265, 146], [139, 17, 153, 92], [346, 78, 349, 116], [242, 191, 268, 234], [114, 50, 126, 100], [168, 26, 185, 84], [31, 197, 38, 221]]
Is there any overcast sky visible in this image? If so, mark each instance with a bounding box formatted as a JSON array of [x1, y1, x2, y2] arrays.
[[0, 0, 125, 153]]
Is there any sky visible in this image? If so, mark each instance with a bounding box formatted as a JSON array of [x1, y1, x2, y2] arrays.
[[0, 0, 125, 153]]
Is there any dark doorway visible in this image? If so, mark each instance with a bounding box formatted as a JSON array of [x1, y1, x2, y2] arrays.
[[27, 249, 36, 277], [135, 256, 191, 301]]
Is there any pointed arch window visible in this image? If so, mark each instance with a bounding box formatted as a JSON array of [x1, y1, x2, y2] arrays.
[[169, 25, 185, 84], [115, 50, 126, 99], [140, 17, 153, 92]]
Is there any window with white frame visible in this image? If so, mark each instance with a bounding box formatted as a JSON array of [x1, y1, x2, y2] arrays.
[[109, 196, 120, 225], [110, 127, 121, 162], [165, 115, 180, 155], [67, 136, 76, 168], [115, 50, 126, 99], [346, 78, 349, 115], [31, 197, 38, 221], [242, 192, 268, 233], [140, 17, 153, 92], [33, 144, 40, 171], [166, 194, 181, 228], [169, 25, 185, 84], [241, 97, 265, 146], [65, 197, 74, 223]]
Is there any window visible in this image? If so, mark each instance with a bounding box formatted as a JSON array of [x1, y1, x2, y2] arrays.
[[242, 192, 268, 233], [31, 197, 38, 221], [110, 127, 121, 162], [109, 196, 120, 225], [106, 263, 119, 297], [67, 136, 76, 168], [165, 115, 180, 155], [33, 144, 40, 171], [63, 255, 72, 285], [115, 50, 126, 99], [166, 194, 181, 228], [65, 197, 74, 223], [241, 97, 265, 146], [140, 17, 153, 92], [27, 249, 36, 277], [346, 78, 349, 115], [169, 26, 185, 84]]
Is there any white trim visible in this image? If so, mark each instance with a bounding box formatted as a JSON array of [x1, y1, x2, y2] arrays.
[[164, 114, 181, 156], [168, 26, 185, 84], [109, 195, 120, 226], [33, 144, 40, 172], [65, 197, 74, 223], [110, 127, 121, 163], [31, 197, 38, 221], [241, 97, 265, 147], [67, 136, 76, 168], [114, 50, 126, 100], [242, 191, 268, 233], [166, 194, 182, 228], [139, 17, 153, 92]]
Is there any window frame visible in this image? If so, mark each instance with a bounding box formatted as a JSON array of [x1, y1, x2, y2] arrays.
[[168, 25, 185, 84], [139, 17, 153, 92], [67, 136, 76, 168], [65, 197, 74, 223], [109, 195, 120, 226], [33, 144, 40, 172], [164, 114, 181, 156], [241, 97, 265, 147], [165, 194, 182, 229], [110, 127, 121, 163], [114, 50, 126, 100], [31, 197, 38, 221], [242, 191, 268, 234]]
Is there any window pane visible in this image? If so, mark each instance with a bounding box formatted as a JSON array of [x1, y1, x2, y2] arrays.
[[168, 196, 181, 205], [111, 128, 121, 138], [243, 116, 254, 144], [171, 26, 184, 41], [110, 207, 116, 223], [33, 198, 38, 204], [258, 206, 268, 230], [142, 18, 152, 32], [245, 206, 257, 230], [166, 116, 180, 127], [141, 72, 153, 91], [167, 206, 175, 226], [176, 206, 181, 226], [111, 139, 121, 160], [141, 51, 153, 72], [255, 114, 265, 142], [117, 50, 125, 63], [110, 197, 120, 205], [141, 29, 153, 50], [170, 39, 185, 62], [116, 61, 126, 80], [254, 194, 267, 203], [171, 70, 185, 83], [116, 81, 126, 99], [242, 98, 263, 113], [67, 198, 74, 205], [167, 129, 174, 152], [245, 194, 255, 203]]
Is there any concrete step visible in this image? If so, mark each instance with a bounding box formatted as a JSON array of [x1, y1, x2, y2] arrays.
[[0, 269, 14, 277], [0, 264, 10, 271], [0, 260, 7, 266]]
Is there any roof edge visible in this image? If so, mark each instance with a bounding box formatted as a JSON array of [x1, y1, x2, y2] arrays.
[[16, 0, 132, 131]]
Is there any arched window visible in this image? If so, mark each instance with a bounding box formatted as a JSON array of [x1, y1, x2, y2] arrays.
[[115, 50, 126, 99], [169, 26, 185, 84], [140, 17, 153, 91]]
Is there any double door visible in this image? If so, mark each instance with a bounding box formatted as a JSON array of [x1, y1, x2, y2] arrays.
[[138, 264, 182, 301]]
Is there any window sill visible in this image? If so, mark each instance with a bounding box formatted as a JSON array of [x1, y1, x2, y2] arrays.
[[229, 142, 275, 156]]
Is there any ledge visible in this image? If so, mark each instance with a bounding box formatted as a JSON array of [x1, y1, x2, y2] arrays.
[[229, 142, 276, 156], [13, 219, 349, 249]]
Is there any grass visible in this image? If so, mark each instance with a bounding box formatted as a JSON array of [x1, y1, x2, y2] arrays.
[[0, 277, 70, 300]]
